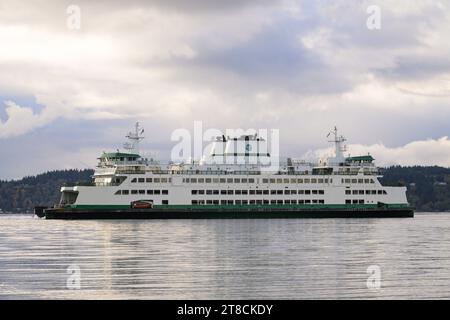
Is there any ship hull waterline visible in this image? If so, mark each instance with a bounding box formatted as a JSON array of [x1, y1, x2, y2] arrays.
[[41, 207, 414, 219]]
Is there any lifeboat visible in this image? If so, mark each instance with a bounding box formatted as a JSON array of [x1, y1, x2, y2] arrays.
[[131, 200, 153, 209]]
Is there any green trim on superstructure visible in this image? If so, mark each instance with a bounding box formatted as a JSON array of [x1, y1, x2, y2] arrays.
[[346, 155, 374, 162], [99, 152, 140, 159]]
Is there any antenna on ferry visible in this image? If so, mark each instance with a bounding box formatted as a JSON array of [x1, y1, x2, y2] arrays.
[[124, 122, 145, 155]]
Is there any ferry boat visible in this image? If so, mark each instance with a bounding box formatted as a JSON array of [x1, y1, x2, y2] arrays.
[[39, 123, 414, 219]]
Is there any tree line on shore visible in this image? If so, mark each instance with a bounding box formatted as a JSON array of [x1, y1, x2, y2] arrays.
[[0, 169, 93, 213]]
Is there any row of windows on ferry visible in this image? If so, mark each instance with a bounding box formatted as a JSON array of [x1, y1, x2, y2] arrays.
[[131, 178, 172, 183], [112, 199, 368, 205], [115, 189, 168, 195], [191, 199, 327, 205], [191, 199, 368, 205], [193, 189, 387, 195], [114, 189, 387, 196], [130, 177, 330, 184], [342, 178, 375, 184], [129, 177, 376, 184], [346, 189, 387, 195], [114, 189, 327, 196], [192, 189, 325, 195]]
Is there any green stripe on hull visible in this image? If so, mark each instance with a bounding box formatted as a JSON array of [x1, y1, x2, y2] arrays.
[[156, 204, 411, 210], [69, 203, 411, 210]]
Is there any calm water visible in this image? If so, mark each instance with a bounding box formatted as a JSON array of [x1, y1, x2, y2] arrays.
[[0, 213, 450, 299]]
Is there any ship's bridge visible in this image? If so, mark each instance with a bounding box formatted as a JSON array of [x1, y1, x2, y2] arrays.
[[309, 153, 380, 177], [318, 127, 381, 176], [97, 152, 142, 167], [97, 151, 150, 173], [345, 155, 375, 165]]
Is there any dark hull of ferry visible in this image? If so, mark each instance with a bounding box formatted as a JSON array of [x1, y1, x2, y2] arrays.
[[39, 207, 414, 219]]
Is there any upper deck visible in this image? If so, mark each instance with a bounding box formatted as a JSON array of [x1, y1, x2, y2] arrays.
[[92, 124, 382, 186]]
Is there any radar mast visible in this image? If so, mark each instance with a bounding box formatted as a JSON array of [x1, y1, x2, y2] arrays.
[[123, 122, 144, 155]]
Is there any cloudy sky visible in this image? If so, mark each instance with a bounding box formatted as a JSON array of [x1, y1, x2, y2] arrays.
[[1, 0, 450, 179]]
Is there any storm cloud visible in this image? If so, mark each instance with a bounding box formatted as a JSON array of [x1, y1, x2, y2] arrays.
[[1, 0, 450, 179]]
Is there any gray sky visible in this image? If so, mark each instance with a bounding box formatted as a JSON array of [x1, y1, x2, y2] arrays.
[[1, 0, 450, 179]]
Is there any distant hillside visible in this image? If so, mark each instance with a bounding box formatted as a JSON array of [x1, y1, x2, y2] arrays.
[[380, 166, 450, 212], [1, 166, 450, 213], [0, 170, 94, 213]]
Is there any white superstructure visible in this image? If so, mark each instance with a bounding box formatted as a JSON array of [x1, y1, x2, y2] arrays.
[[59, 124, 409, 210]]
